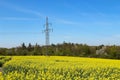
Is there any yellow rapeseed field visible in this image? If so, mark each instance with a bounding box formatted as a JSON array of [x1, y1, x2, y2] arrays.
[[0, 56, 120, 80]]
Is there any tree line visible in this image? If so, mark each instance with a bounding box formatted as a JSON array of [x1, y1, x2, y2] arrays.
[[0, 42, 120, 59]]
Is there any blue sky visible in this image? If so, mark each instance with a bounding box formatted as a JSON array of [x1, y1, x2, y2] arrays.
[[0, 0, 120, 48]]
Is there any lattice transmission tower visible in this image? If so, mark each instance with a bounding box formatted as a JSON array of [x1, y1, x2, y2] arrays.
[[43, 17, 52, 55]]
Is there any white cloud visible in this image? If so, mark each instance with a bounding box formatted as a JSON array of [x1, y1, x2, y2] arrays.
[[0, 1, 45, 18], [0, 17, 40, 20], [52, 18, 79, 25], [0, 0, 118, 27]]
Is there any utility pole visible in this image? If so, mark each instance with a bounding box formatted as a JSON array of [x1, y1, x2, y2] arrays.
[[43, 17, 52, 55]]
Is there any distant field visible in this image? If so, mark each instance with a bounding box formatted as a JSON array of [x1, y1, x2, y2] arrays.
[[0, 56, 120, 80]]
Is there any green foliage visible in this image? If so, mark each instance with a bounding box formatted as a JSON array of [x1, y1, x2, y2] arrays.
[[0, 56, 11, 67], [0, 42, 120, 59], [0, 60, 5, 67]]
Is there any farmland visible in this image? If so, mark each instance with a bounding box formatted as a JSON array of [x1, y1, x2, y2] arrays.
[[0, 56, 120, 80]]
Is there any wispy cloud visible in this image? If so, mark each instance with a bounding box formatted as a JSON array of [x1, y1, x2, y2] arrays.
[[0, 0, 117, 27], [0, 32, 41, 35], [0, 1, 45, 18], [0, 17, 40, 21], [63, 0, 105, 17], [51, 16, 116, 27], [0, 1, 78, 25], [70, 1, 120, 19], [51, 17, 79, 25]]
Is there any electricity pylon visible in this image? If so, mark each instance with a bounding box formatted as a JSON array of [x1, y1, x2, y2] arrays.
[[43, 17, 52, 55]]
